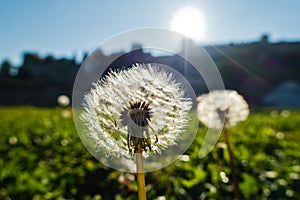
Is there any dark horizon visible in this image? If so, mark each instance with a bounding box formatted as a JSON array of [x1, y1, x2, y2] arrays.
[[1, 34, 300, 70], [1, 35, 300, 108]]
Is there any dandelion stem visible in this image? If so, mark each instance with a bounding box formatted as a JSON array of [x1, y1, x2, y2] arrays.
[[223, 128, 241, 200], [136, 143, 147, 200]]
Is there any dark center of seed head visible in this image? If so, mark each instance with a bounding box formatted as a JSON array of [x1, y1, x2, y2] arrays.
[[128, 101, 151, 127], [120, 101, 154, 154]]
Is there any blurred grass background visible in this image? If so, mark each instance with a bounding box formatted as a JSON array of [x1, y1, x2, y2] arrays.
[[0, 107, 299, 199]]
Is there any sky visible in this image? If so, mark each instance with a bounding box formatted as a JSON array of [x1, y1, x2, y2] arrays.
[[0, 0, 299, 66]]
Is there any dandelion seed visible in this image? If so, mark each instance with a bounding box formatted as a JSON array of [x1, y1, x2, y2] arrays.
[[178, 155, 190, 162], [80, 63, 192, 159], [220, 171, 229, 183], [280, 109, 291, 118], [275, 132, 285, 140], [289, 173, 300, 180], [197, 90, 249, 129], [57, 95, 70, 107], [60, 139, 69, 146], [60, 110, 72, 119], [277, 179, 287, 186], [264, 171, 278, 179], [156, 196, 166, 200], [204, 183, 217, 193], [286, 189, 294, 197], [8, 136, 18, 145], [270, 110, 278, 118]]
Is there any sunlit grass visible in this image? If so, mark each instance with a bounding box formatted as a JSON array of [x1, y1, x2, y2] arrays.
[[0, 107, 299, 199]]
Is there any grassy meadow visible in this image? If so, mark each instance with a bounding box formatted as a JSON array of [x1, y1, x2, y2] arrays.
[[0, 107, 300, 199]]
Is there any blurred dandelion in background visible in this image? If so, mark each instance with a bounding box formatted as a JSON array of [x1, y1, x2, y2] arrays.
[[197, 90, 249, 129], [8, 136, 18, 145], [197, 90, 249, 200], [57, 94, 70, 107]]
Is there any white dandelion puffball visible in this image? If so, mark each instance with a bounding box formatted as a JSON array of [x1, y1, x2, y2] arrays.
[[57, 95, 70, 107], [79, 63, 194, 172], [197, 90, 249, 129]]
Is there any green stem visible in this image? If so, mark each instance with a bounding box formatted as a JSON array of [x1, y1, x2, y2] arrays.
[[223, 128, 241, 200]]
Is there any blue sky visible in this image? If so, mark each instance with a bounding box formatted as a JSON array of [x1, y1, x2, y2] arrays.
[[0, 0, 299, 65]]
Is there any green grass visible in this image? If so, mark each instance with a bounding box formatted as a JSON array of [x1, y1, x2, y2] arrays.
[[0, 107, 300, 199]]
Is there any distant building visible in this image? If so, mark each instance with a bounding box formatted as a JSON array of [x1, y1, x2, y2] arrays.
[[264, 80, 300, 108]]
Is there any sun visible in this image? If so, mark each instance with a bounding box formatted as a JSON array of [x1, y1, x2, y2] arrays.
[[170, 7, 205, 41]]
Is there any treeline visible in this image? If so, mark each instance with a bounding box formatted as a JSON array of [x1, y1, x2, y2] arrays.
[[1, 38, 300, 107]]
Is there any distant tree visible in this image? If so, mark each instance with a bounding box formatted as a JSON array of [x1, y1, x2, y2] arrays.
[[0, 60, 12, 76]]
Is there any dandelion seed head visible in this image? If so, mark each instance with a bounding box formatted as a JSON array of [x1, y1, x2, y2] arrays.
[[197, 90, 249, 129], [57, 95, 70, 107], [80, 63, 192, 160], [280, 109, 291, 118], [8, 136, 18, 145]]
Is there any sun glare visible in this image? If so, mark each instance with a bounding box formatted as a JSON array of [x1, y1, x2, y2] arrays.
[[171, 7, 205, 41]]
